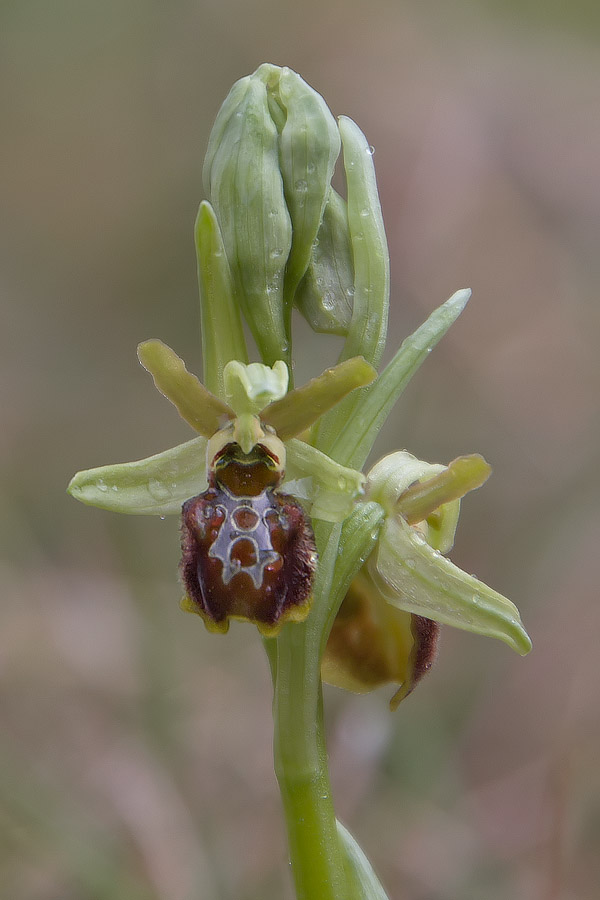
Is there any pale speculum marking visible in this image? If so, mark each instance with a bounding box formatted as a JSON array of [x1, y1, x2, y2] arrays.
[[207, 486, 282, 589]]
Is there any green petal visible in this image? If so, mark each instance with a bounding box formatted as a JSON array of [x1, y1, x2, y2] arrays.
[[284, 438, 365, 522], [371, 516, 532, 655], [137, 340, 234, 436], [316, 289, 471, 469], [195, 200, 248, 398], [67, 437, 208, 515], [366, 450, 460, 553], [261, 356, 376, 441]]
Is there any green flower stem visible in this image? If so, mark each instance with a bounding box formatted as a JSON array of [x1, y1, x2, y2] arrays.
[[272, 506, 385, 900], [273, 623, 348, 900], [273, 520, 346, 899]]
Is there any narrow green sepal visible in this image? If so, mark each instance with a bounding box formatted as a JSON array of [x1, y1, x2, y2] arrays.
[[371, 515, 532, 655], [261, 356, 377, 441], [67, 437, 208, 515], [316, 289, 471, 469], [294, 189, 354, 335], [284, 439, 366, 523], [137, 340, 234, 435], [195, 200, 248, 397]]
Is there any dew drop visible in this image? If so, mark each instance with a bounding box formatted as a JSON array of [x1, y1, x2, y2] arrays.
[[111, 484, 119, 492], [270, 248, 284, 260], [360, 207, 370, 218], [148, 478, 172, 501], [322, 291, 336, 310], [306, 162, 316, 174], [367, 145, 375, 156], [294, 179, 308, 193], [97, 478, 108, 493]]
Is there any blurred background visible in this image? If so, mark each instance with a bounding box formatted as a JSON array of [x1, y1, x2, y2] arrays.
[[1, 1, 599, 898]]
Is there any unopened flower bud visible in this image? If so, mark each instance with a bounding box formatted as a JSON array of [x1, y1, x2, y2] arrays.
[[203, 64, 340, 366]]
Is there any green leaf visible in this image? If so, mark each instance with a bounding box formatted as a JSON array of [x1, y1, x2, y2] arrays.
[[371, 515, 532, 655], [67, 437, 208, 515], [311, 117, 389, 451], [337, 820, 391, 900], [195, 200, 248, 398], [316, 289, 471, 469]]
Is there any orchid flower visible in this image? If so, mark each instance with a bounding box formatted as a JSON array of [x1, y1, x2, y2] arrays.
[[67, 64, 531, 900]]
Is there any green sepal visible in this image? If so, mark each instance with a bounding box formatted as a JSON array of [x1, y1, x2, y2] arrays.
[[337, 820, 391, 900], [67, 437, 208, 515], [284, 439, 366, 523], [294, 189, 354, 335], [315, 289, 471, 469], [195, 200, 248, 398], [137, 340, 234, 436], [261, 356, 376, 441], [370, 515, 532, 655]]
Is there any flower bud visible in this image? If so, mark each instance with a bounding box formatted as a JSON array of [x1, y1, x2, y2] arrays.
[[203, 64, 340, 366]]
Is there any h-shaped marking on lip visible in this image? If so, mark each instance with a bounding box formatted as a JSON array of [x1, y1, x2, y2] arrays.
[[208, 496, 281, 589]]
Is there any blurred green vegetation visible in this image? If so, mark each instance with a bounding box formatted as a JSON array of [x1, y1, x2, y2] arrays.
[[1, 1, 599, 898]]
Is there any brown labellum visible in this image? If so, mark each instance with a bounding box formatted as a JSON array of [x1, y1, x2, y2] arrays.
[[180, 441, 316, 635]]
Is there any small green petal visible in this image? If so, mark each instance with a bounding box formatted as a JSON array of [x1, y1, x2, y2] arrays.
[[67, 437, 208, 515], [366, 450, 460, 553], [261, 356, 376, 441], [285, 438, 365, 522], [397, 454, 491, 526], [294, 189, 354, 335], [137, 340, 234, 435], [317, 289, 471, 469], [371, 516, 532, 655], [195, 200, 248, 398], [223, 359, 289, 416]]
